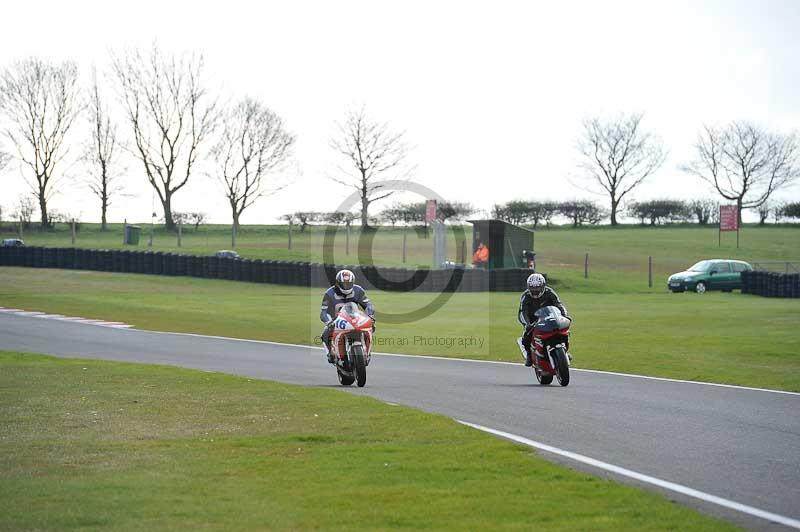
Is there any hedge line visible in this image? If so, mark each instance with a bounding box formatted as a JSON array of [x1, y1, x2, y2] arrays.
[[0, 246, 536, 293]]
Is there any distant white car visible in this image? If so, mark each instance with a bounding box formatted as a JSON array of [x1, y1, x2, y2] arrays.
[[1, 238, 25, 247], [214, 250, 240, 259]]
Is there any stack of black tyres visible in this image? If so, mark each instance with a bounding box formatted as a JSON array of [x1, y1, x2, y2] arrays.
[[178, 254, 189, 277], [741, 270, 752, 294]]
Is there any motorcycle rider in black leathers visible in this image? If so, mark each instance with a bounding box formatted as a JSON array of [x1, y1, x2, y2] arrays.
[[320, 269, 375, 363], [518, 273, 570, 366]]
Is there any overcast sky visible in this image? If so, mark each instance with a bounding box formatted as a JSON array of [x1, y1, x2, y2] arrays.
[[1, 0, 799, 224]]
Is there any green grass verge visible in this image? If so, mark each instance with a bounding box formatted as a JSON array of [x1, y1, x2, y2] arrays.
[[1, 267, 798, 391], [8, 223, 799, 293], [0, 351, 737, 531]]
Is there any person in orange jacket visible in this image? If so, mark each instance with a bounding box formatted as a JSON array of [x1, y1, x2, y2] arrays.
[[472, 241, 489, 268]]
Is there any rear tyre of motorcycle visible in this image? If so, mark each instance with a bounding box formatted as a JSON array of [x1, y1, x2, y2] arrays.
[[337, 369, 355, 386], [352, 345, 367, 387], [553, 347, 570, 387], [535, 369, 553, 385]]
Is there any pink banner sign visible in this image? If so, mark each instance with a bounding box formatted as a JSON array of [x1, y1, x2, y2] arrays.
[[425, 199, 437, 223], [719, 205, 738, 231]]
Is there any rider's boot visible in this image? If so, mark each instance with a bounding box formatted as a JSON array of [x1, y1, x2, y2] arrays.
[[517, 337, 533, 366], [324, 343, 335, 364]]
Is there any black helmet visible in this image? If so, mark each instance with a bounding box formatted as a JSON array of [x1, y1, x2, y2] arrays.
[[336, 269, 355, 295]]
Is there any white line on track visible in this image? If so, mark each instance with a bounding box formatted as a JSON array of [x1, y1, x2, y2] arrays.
[[132, 329, 800, 396], [3, 307, 797, 397], [4, 308, 799, 525], [458, 420, 800, 530], [0, 307, 131, 329]]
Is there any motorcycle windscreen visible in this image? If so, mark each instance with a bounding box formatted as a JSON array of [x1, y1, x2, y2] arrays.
[[533, 305, 570, 331], [340, 301, 362, 317]]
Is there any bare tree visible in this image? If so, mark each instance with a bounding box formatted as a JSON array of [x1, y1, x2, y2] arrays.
[[188, 211, 206, 231], [111, 45, 217, 231], [577, 113, 666, 225], [83, 67, 123, 231], [0, 58, 81, 228], [212, 97, 294, 237], [12, 195, 36, 228], [627, 199, 691, 225], [688, 199, 718, 225], [493, 200, 532, 225], [769, 202, 786, 224], [755, 202, 772, 225], [558, 199, 606, 227], [681, 122, 800, 224], [782, 202, 800, 220], [325, 210, 358, 226], [330, 108, 412, 228], [0, 141, 9, 173]]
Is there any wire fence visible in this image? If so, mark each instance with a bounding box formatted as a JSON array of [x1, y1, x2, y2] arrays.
[[751, 261, 800, 273]]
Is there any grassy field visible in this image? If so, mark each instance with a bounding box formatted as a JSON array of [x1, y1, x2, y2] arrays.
[[0, 351, 737, 531], [2, 267, 798, 391], [6, 222, 799, 291]]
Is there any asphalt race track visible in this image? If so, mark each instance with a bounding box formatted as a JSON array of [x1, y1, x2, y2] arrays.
[[1, 311, 798, 531]]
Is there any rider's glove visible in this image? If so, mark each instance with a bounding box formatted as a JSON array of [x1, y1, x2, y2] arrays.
[[325, 319, 335, 329]]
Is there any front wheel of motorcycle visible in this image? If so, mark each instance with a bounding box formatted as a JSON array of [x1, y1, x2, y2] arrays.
[[337, 368, 355, 386], [535, 368, 553, 385], [352, 345, 367, 387], [553, 347, 570, 387]]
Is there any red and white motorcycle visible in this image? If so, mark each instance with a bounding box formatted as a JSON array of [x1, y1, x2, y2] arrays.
[[329, 302, 374, 387]]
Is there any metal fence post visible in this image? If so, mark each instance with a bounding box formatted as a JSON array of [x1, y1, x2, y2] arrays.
[[402, 227, 407, 263], [648, 255, 653, 288], [584, 252, 589, 279]]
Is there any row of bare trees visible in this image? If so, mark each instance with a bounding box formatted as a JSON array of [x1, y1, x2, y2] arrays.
[[111, 47, 297, 233], [0, 47, 298, 232], [0, 50, 412, 233], [0, 59, 81, 228], [493, 200, 605, 227], [2, 53, 796, 232], [493, 196, 800, 227], [577, 113, 800, 225]]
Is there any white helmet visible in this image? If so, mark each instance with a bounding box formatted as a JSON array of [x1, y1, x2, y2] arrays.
[[526, 273, 546, 298], [335, 269, 355, 295]]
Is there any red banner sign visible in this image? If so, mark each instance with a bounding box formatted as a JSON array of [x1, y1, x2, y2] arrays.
[[719, 205, 738, 231], [425, 199, 437, 223]]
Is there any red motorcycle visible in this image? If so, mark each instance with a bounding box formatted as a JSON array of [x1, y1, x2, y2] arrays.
[[517, 306, 572, 386], [329, 302, 374, 387]]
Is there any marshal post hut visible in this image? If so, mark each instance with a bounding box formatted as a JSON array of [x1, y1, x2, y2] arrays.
[[468, 219, 535, 270]]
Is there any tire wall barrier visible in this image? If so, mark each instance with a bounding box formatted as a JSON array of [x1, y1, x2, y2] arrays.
[[741, 270, 800, 298], [0, 246, 554, 293]]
